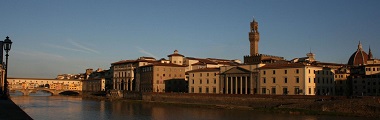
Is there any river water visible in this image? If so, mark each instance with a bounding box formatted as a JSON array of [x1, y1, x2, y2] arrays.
[[11, 93, 365, 120]]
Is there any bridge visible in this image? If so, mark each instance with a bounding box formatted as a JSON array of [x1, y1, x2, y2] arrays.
[[8, 77, 83, 96], [10, 87, 81, 96]]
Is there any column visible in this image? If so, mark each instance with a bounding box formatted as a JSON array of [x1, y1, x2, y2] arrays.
[[229, 77, 232, 94], [245, 76, 248, 94], [235, 77, 238, 94], [226, 76, 229, 94], [240, 77, 243, 94]]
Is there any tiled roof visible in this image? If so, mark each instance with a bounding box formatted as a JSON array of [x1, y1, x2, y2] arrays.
[[141, 63, 187, 67], [187, 68, 220, 73], [112, 58, 156, 65], [111, 60, 137, 65], [167, 53, 185, 57], [259, 63, 308, 69]]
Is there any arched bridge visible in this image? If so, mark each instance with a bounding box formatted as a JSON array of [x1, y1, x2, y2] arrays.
[[11, 88, 82, 96], [8, 77, 83, 96]]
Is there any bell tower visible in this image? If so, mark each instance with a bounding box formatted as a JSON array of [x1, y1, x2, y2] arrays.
[[249, 17, 260, 56]]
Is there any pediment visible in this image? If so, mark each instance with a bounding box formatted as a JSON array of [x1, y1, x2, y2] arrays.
[[222, 67, 251, 74]]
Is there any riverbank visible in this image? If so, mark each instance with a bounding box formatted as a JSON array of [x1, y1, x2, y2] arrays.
[[83, 92, 380, 118], [0, 98, 33, 119]]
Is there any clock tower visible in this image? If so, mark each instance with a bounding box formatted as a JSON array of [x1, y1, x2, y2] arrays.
[[249, 17, 260, 56]]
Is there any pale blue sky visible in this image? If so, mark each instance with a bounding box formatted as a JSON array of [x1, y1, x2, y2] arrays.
[[1, 0, 380, 78]]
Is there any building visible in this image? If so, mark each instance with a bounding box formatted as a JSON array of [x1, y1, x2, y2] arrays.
[[258, 63, 336, 95], [82, 78, 106, 92], [348, 42, 369, 66], [350, 64, 380, 96], [111, 57, 156, 92], [219, 64, 261, 94], [187, 68, 220, 94], [243, 18, 285, 64], [137, 63, 186, 92], [347, 42, 380, 96], [168, 50, 184, 65], [334, 67, 350, 96], [82, 68, 112, 92]]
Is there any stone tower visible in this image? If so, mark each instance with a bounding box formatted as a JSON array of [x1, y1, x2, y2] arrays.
[[249, 17, 260, 56], [368, 46, 373, 59]]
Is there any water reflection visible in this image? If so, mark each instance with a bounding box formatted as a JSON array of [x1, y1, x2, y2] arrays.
[[11, 96, 365, 120]]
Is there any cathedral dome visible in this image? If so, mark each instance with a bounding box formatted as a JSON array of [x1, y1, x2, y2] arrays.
[[348, 42, 368, 66]]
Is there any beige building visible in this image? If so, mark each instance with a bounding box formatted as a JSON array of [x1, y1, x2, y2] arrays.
[[187, 68, 220, 94], [168, 50, 184, 65], [219, 64, 261, 94], [258, 63, 336, 95], [137, 63, 186, 92], [82, 78, 106, 92], [111, 57, 156, 91]]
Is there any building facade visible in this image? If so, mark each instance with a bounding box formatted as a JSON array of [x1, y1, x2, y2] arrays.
[[111, 57, 156, 92], [137, 63, 186, 92], [187, 68, 220, 94], [219, 64, 262, 94], [258, 63, 336, 95]]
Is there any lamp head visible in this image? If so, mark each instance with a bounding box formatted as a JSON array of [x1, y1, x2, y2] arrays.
[[3, 36, 12, 52]]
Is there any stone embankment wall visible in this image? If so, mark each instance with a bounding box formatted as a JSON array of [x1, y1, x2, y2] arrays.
[[140, 93, 380, 117]]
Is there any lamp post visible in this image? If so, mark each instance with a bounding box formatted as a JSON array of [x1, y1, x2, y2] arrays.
[[3, 36, 12, 99]]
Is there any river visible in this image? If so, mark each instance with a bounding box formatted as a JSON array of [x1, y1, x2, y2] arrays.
[[10, 93, 366, 120]]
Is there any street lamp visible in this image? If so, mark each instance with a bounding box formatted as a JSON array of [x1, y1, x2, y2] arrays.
[[2, 36, 12, 99]]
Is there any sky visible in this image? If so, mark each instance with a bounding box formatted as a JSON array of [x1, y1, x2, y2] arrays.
[[1, 0, 380, 78]]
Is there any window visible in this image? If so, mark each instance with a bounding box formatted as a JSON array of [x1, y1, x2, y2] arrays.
[[200, 73, 202, 77], [213, 87, 216, 93], [200, 79, 202, 84], [295, 88, 300, 95], [322, 78, 325, 84], [199, 87, 202, 93], [296, 69, 299, 74], [284, 77, 288, 83], [191, 87, 194, 93], [263, 77, 266, 83], [273, 77, 276, 83], [214, 78, 216, 84], [262, 88, 266, 94], [192, 74, 194, 77], [283, 88, 288, 95], [207, 73, 209, 76], [207, 79, 209, 84], [296, 77, 300, 83], [285, 70, 287, 74], [273, 70, 276, 74], [263, 71, 266, 75], [308, 78, 311, 83], [192, 79, 194, 84], [309, 88, 312, 94], [206, 87, 209, 93]]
